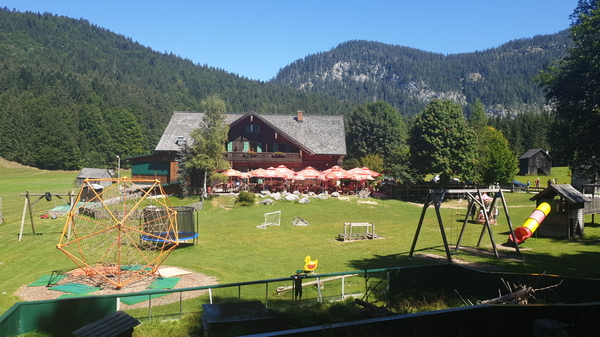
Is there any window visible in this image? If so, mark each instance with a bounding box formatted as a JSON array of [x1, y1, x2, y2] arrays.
[[245, 124, 261, 133]]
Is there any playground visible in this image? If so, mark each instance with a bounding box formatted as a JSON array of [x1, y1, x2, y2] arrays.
[[2, 162, 600, 335]]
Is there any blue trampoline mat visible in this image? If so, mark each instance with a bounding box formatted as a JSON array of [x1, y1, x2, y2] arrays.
[[141, 231, 198, 242]]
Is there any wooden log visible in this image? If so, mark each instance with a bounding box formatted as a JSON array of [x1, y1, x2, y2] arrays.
[[354, 299, 395, 317], [480, 287, 532, 304]]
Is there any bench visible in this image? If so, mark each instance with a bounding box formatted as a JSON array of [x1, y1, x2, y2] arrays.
[[72, 311, 140, 337], [338, 222, 379, 241]]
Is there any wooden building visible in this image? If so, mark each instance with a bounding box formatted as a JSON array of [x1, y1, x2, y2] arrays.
[[530, 184, 590, 239], [76, 168, 115, 186], [127, 111, 346, 192], [518, 149, 552, 176]]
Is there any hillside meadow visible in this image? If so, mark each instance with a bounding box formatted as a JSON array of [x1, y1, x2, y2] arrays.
[[1, 160, 599, 315]]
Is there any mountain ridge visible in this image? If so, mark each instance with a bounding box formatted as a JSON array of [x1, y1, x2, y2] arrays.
[[272, 32, 572, 117]]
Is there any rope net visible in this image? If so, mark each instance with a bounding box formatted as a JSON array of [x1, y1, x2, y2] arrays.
[[56, 177, 179, 289]]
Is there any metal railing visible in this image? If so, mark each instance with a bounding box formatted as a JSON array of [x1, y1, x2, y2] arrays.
[[0, 268, 394, 335]]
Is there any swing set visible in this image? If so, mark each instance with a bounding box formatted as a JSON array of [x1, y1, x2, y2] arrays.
[[408, 188, 522, 263], [18, 191, 75, 241]]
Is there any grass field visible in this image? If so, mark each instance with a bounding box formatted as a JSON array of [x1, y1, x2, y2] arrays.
[[1, 160, 599, 319]]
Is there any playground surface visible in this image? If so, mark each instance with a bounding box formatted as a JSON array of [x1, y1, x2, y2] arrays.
[[15, 266, 217, 310]]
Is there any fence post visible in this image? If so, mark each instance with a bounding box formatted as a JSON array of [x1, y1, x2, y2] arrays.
[[341, 275, 345, 300], [265, 283, 269, 308], [148, 294, 152, 321], [317, 277, 322, 303], [209, 288, 213, 304]]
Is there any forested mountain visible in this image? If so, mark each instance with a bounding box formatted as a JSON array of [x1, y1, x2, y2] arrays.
[[272, 33, 572, 117], [0, 9, 351, 170]]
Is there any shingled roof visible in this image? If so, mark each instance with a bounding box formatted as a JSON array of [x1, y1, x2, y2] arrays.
[[155, 111, 346, 155], [531, 184, 591, 205], [519, 149, 552, 160]]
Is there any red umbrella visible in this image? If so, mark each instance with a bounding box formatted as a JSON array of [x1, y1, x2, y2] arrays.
[[249, 168, 268, 178], [361, 167, 381, 177], [348, 167, 373, 180], [274, 165, 295, 178], [222, 168, 246, 178], [323, 167, 353, 180], [295, 166, 323, 180], [265, 167, 287, 178], [321, 165, 343, 175]]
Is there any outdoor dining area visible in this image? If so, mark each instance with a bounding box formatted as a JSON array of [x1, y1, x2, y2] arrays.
[[217, 165, 380, 195]]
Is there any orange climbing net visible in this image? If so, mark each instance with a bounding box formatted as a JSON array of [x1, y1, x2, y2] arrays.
[[57, 177, 179, 289]]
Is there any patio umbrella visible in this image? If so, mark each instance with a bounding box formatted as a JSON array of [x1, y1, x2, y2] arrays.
[[295, 166, 323, 180], [249, 168, 268, 178], [323, 167, 353, 180], [223, 168, 246, 177], [265, 166, 288, 178], [361, 167, 381, 177], [274, 165, 295, 178], [348, 167, 374, 180], [321, 165, 343, 175]]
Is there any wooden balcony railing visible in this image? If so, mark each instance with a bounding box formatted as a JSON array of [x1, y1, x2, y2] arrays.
[[224, 152, 302, 163]]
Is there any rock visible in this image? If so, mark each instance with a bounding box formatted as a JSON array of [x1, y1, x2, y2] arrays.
[[260, 199, 274, 205], [285, 194, 299, 201]]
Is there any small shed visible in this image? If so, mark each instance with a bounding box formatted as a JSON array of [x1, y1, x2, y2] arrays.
[[77, 168, 115, 186], [530, 184, 590, 239], [518, 149, 552, 176], [570, 166, 599, 193]]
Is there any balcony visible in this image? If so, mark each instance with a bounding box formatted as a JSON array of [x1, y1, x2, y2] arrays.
[[225, 152, 302, 163]]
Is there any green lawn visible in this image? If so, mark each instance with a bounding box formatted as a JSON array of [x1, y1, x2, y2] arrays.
[[1, 162, 599, 316]]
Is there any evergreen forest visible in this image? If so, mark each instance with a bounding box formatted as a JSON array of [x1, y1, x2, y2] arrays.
[[0, 8, 571, 171], [0, 9, 351, 170], [273, 35, 572, 118]]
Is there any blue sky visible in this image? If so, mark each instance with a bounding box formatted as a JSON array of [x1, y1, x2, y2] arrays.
[[4, 0, 579, 81]]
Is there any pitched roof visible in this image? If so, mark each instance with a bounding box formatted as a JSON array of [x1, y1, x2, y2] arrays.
[[77, 168, 114, 179], [530, 184, 591, 205], [155, 111, 346, 155], [519, 149, 553, 160]]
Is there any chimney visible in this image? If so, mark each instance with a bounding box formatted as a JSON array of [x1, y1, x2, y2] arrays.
[[297, 110, 304, 122]]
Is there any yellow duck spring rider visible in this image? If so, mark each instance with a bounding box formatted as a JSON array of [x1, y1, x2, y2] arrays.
[[303, 255, 318, 273]]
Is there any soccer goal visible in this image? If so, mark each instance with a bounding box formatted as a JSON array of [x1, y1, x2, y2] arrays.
[[292, 216, 309, 226], [257, 211, 281, 229]]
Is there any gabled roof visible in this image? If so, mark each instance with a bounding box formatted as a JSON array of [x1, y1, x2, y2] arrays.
[[519, 149, 552, 160], [155, 111, 346, 155], [530, 184, 591, 205], [77, 168, 114, 179]]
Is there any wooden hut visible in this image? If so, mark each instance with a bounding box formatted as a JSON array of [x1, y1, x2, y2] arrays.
[[530, 184, 590, 239], [518, 149, 552, 176], [76, 168, 115, 186]]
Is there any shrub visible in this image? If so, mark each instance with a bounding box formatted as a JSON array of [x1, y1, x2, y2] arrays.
[[236, 190, 256, 206]]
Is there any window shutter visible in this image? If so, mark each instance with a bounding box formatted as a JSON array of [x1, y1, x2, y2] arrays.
[[245, 124, 250, 132], [227, 142, 233, 152], [273, 143, 279, 152], [285, 144, 291, 152], [257, 142, 263, 152], [243, 142, 249, 152], [256, 124, 261, 132]]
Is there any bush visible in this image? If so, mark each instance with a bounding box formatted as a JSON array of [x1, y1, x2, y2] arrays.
[[236, 190, 256, 206]]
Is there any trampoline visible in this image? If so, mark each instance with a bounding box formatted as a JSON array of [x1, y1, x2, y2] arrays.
[[141, 231, 198, 242], [140, 206, 198, 245]]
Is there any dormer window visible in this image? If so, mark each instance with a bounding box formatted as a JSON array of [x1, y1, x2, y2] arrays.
[[176, 136, 186, 146], [245, 124, 261, 133]]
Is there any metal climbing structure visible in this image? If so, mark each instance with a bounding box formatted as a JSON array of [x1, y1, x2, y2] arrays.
[[57, 177, 180, 289]]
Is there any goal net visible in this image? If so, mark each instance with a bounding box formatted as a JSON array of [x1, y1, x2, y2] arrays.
[[257, 211, 281, 229], [292, 216, 309, 226]]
